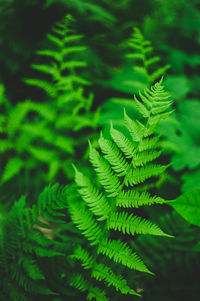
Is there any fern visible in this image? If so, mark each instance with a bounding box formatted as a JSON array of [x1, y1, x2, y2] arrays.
[[0, 15, 99, 200], [131, 208, 200, 301], [68, 79, 174, 299], [125, 27, 170, 85], [99, 27, 171, 149], [24, 14, 99, 131], [0, 183, 81, 301], [24, 14, 91, 101], [0, 195, 59, 300], [0, 79, 174, 301]]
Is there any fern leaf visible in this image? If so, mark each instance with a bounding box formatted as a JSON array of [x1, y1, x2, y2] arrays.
[[36, 49, 62, 62], [110, 123, 136, 159], [21, 257, 44, 280], [67, 202, 103, 245], [146, 56, 160, 66], [28, 146, 55, 163], [152, 102, 173, 115], [31, 64, 56, 76], [87, 286, 109, 301], [1, 157, 23, 184], [24, 79, 57, 98], [46, 33, 63, 47], [92, 263, 140, 296], [138, 90, 152, 108], [99, 133, 129, 176], [138, 136, 160, 151], [35, 184, 69, 223], [70, 274, 88, 292], [116, 190, 166, 208], [70, 246, 95, 269], [54, 135, 74, 154], [125, 164, 168, 186], [132, 149, 162, 167], [64, 34, 84, 43], [108, 211, 171, 237], [124, 109, 145, 142], [73, 166, 111, 220], [125, 27, 170, 85], [62, 46, 87, 56], [98, 238, 152, 274], [150, 64, 170, 82], [61, 60, 87, 71], [89, 141, 122, 197], [134, 95, 150, 118]]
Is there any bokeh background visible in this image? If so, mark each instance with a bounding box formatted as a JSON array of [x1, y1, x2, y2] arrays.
[[0, 1, 200, 300]]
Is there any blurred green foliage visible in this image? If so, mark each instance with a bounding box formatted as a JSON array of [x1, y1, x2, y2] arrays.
[[0, 15, 99, 204], [159, 100, 200, 192], [0, 0, 200, 300]]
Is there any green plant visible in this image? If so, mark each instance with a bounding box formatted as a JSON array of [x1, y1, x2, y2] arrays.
[[104, 27, 170, 95], [124, 27, 170, 86], [169, 187, 200, 227], [99, 27, 170, 154], [132, 209, 200, 301], [158, 100, 200, 192], [0, 79, 174, 300], [0, 15, 99, 202], [131, 186, 200, 301]]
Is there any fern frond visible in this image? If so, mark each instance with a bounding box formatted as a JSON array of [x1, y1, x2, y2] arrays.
[[24, 79, 57, 97], [36, 49, 62, 62], [91, 263, 140, 296], [1, 157, 23, 184], [20, 257, 44, 280], [0, 192, 63, 300], [110, 123, 135, 159], [31, 63, 56, 75], [132, 149, 162, 167], [138, 136, 160, 152], [62, 45, 87, 56], [98, 238, 152, 274], [87, 286, 109, 301], [70, 246, 95, 269], [67, 201, 103, 245], [37, 183, 70, 220], [67, 79, 174, 299], [99, 133, 129, 176], [70, 274, 88, 292], [63, 34, 84, 43], [70, 247, 140, 296], [125, 27, 170, 85], [73, 166, 111, 221], [108, 211, 171, 237], [71, 274, 109, 301], [124, 109, 145, 142], [124, 164, 168, 186], [116, 190, 166, 208], [89, 141, 122, 197], [0, 80, 173, 300], [61, 60, 87, 70]]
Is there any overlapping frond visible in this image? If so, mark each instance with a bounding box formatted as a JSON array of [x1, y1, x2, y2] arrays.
[[107, 211, 172, 237], [67, 201, 103, 245], [68, 79, 174, 300], [73, 166, 111, 221], [0, 15, 99, 192], [125, 27, 170, 85], [116, 190, 166, 208], [0, 192, 63, 301], [24, 14, 90, 98], [98, 238, 152, 274], [0, 80, 174, 301]]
